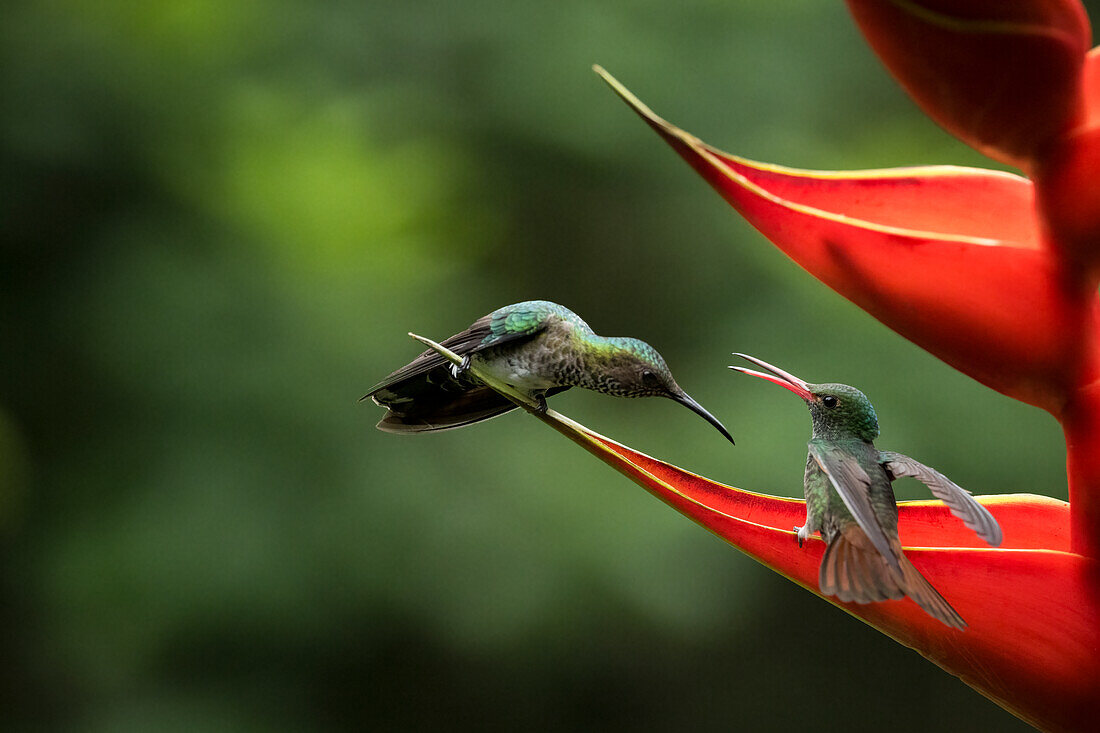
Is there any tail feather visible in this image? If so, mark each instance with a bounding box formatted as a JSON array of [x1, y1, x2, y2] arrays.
[[375, 385, 518, 434], [820, 532, 904, 604], [819, 531, 965, 629], [898, 549, 967, 630]]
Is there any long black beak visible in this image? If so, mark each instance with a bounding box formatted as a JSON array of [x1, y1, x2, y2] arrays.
[[673, 392, 735, 445]]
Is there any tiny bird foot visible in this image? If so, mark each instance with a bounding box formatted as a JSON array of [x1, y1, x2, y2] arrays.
[[793, 526, 805, 548], [533, 393, 548, 413], [449, 355, 471, 380]]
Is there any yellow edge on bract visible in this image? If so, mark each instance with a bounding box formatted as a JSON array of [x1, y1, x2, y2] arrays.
[[702, 143, 1029, 184], [903, 493, 1069, 510], [592, 65, 1024, 248]]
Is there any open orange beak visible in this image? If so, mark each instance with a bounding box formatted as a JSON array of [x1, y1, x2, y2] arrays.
[[730, 353, 814, 402]]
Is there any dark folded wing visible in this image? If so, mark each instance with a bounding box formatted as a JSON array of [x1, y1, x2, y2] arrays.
[[376, 385, 571, 433], [366, 308, 557, 399], [376, 385, 518, 433], [809, 443, 901, 575], [880, 450, 1003, 547], [363, 315, 495, 400]]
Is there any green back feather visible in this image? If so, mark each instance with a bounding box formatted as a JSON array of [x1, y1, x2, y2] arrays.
[[483, 300, 587, 344]]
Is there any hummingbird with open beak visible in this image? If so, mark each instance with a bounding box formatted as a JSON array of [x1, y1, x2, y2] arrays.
[[364, 300, 734, 443], [730, 353, 1002, 629]]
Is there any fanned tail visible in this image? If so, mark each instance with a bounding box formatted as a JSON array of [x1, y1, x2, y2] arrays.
[[820, 531, 905, 604], [819, 531, 966, 630]]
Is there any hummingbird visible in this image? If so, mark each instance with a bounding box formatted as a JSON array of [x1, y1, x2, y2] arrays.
[[364, 300, 734, 442], [730, 353, 1002, 629]]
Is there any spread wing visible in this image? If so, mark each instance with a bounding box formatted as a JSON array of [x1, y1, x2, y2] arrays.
[[880, 451, 1003, 547], [364, 304, 554, 401], [809, 443, 902, 575]]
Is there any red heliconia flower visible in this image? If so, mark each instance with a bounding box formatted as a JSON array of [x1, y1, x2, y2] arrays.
[[523, 1, 1100, 730], [526, 411, 1091, 733]]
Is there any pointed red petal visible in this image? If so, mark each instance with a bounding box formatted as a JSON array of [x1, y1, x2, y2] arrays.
[[845, 0, 1090, 168], [538, 409, 1098, 733], [596, 69, 1099, 415]]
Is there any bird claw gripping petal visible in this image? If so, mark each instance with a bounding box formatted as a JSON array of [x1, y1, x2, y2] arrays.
[[449, 355, 471, 380], [795, 525, 808, 548]]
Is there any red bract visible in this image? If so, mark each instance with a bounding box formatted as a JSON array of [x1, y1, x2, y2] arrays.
[[573, 1, 1100, 729], [596, 78, 1100, 418], [530, 409, 1096, 733]]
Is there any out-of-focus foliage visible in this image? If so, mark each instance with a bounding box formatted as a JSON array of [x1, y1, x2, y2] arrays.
[[1, 1, 1087, 730]]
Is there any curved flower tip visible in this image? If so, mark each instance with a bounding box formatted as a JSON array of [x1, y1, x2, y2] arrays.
[[534, 406, 1098, 732], [594, 67, 1097, 416], [1036, 49, 1100, 270], [845, 0, 1091, 169]]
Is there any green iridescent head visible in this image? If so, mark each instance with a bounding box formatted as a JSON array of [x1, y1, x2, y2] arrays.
[[592, 337, 676, 398], [587, 337, 734, 444], [730, 354, 879, 442], [803, 382, 879, 442]]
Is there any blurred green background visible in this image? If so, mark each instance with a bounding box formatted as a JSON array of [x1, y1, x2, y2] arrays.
[[1, 1, 1084, 730]]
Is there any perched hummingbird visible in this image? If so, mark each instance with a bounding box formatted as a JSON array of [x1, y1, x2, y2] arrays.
[[365, 300, 734, 442], [730, 353, 1002, 629]]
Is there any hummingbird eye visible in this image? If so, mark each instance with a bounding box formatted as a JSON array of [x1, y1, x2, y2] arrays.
[[642, 370, 661, 389], [821, 395, 839, 408]]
